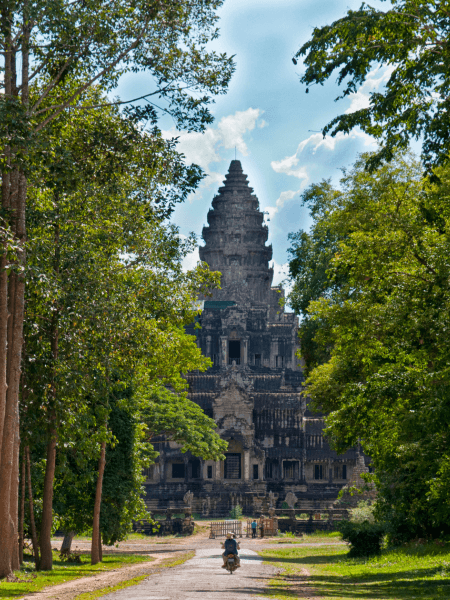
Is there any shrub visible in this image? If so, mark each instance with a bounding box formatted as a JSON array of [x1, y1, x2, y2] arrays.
[[350, 500, 375, 524], [229, 504, 243, 519], [339, 520, 385, 557]]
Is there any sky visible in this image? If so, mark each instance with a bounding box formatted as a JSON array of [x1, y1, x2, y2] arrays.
[[115, 0, 391, 289]]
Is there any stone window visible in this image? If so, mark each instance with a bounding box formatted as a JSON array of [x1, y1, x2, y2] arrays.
[[189, 459, 201, 479], [253, 464, 259, 480], [254, 353, 261, 366], [276, 355, 284, 368], [283, 461, 299, 480], [224, 453, 241, 479], [314, 465, 324, 480], [172, 463, 185, 478], [228, 340, 241, 365], [265, 459, 277, 479], [334, 465, 347, 480], [207, 465, 213, 479]]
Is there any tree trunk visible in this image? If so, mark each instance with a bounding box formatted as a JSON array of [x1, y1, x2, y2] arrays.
[[25, 446, 39, 569], [98, 527, 103, 562], [91, 441, 106, 565], [60, 532, 75, 554], [19, 451, 25, 565], [0, 13, 13, 576], [39, 420, 57, 571], [0, 4, 29, 578]]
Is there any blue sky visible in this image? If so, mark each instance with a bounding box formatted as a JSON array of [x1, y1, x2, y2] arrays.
[[116, 0, 390, 287]]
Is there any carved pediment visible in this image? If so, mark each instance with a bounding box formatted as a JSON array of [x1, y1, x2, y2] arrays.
[[213, 380, 253, 427]]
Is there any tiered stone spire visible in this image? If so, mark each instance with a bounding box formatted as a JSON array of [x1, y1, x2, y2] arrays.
[[199, 160, 273, 304]]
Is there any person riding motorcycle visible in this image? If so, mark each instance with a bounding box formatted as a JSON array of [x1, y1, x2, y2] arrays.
[[221, 532, 241, 569]]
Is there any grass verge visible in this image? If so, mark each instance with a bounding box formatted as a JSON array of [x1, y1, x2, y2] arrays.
[[0, 552, 153, 600], [274, 530, 343, 544], [260, 542, 450, 599]]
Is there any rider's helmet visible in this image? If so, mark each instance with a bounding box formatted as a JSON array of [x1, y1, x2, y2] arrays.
[[226, 532, 233, 539]]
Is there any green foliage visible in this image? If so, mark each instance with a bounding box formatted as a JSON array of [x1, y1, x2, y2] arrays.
[[339, 520, 385, 557], [295, 0, 450, 174], [288, 149, 450, 541], [229, 505, 243, 520]]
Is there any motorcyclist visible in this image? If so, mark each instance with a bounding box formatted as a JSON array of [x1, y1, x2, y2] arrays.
[[221, 532, 241, 569]]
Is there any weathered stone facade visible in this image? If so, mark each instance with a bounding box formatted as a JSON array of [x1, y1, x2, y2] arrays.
[[144, 160, 369, 515]]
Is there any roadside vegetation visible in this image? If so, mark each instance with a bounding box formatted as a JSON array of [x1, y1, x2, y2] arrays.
[[261, 541, 450, 600]]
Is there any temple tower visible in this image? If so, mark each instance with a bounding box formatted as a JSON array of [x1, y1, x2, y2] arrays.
[[200, 160, 274, 304]]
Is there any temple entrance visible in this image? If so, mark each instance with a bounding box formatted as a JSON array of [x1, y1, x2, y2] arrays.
[[228, 340, 241, 364], [224, 453, 241, 479]]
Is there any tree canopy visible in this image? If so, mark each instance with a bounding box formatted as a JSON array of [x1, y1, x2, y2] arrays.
[[288, 150, 450, 540], [294, 1, 450, 173]]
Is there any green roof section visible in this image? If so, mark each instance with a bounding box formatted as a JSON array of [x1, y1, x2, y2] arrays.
[[203, 300, 236, 310]]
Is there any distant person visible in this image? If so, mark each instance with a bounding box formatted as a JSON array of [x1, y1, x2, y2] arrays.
[[251, 519, 257, 538]]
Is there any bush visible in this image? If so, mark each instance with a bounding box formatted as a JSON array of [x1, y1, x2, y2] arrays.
[[229, 504, 243, 519], [350, 500, 375, 524], [339, 520, 385, 557]]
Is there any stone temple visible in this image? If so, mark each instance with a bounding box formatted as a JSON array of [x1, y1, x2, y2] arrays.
[[144, 160, 370, 515]]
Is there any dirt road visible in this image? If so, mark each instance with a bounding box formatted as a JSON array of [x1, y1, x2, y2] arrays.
[[100, 544, 278, 600]]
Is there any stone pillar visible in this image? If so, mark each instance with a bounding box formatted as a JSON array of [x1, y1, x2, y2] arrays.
[[270, 340, 277, 368], [279, 458, 283, 480], [328, 458, 333, 484], [243, 338, 248, 365], [244, 450, 250, 481], [206, 335, 211, 358], [215, 460, 221, 480], [220, 336, 227, 367]]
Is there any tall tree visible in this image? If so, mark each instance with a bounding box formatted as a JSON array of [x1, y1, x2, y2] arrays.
[[21, 88, 222, 569], [288, 150, 450, 540], [294, 0, 450, 173], [0, 0, 233, 576]]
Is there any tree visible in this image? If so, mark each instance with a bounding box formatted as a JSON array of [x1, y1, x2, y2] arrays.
[[288, 150, 450, 540], [20, 87, 223, 570], [0, 0, 234, 576], [287, 180, 346, 375], [294, 1, 450, 174]]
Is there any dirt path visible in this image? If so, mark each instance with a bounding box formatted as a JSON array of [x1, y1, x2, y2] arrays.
[[18, 553, 185, 600], [100, 545, 279, 600]]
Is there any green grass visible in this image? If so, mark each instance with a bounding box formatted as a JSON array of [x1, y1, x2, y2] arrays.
[[73, 575, 148, 600], [274, 530, 343, 544], [260, 542, 450, 599], [0, 552, 153, 600]]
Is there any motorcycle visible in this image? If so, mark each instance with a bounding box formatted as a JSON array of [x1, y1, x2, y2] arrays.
[[225, 553, 238, 574]]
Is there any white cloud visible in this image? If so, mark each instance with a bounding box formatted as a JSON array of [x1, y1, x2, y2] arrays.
[[271, 154, 308, 180], [162, 108, 266, 196], [265, 128, 377, 223], [181, 246, 200, 272], [345, 64, 396, 115]]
